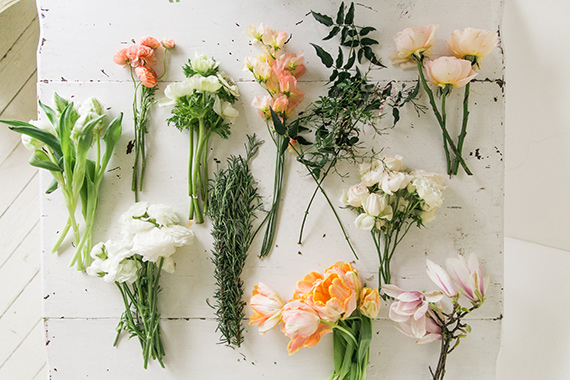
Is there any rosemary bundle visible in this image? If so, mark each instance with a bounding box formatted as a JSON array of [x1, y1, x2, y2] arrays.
[[208, 135, 263, 347]]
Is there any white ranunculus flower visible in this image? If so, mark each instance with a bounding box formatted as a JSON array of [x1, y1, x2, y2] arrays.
[[360, 169, 384, 187], [213, 96, 239, 123], [346, 184, 370, 208], [87, 240, 136, 283], [132, 228, 177, 262], [354, 213, 375, 231], [191, 53, 218, 74], [409, 170, 447, 211], [147, 204, 179, 227], [120, 202, 154, 238], [380, 172, 410, 195], [161, 256, 176, 274], [161, 225, 194, 248]]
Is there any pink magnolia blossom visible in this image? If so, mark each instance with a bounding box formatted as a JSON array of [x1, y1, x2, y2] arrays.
[[396, 309, 442, 344], [426, 259, 458, 298], [135, 66, 158, 88], [446, 253, 486, 304], [249, 283, 285, 333], [447, 28, 497, 61], [139, 36, 161, 50], [424, 57, 477, 88], [382, 284, 443, 323]]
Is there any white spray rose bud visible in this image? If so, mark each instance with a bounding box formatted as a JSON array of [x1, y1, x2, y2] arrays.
[[380, 172, 410, 194], [346, 184, 370, 208], [361, 169, 384, 187], [382, 155, 405, 172], [363, 193, 386, 217], [354, 213, 375, 231]]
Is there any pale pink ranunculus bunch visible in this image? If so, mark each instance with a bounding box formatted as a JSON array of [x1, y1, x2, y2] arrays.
[[390, 24, 438, 67], [424, 56, 478, 89], [249, 261, 380, 355], [113, 36, 175, 88], [447, 28, 498, 66]]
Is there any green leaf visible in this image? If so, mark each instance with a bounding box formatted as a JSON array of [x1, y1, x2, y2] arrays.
[[323, 25, 340, 41], [29, 150, 62, 172], [333, 330, 346, 373], [329, 69, 338, 82], [341, 39, 359, 48], [296, 136, 311, 145], [360, 37, 379, 46], [344, 51, 356, 70], [336, 47, 344, 68], [341, 27, 348, 44], [280, 135, 290, 154], [2, 120, 63, 157], [392, 107, 400, 126], [38, 100, 58, 127], [269, 107, 286, 135], [359, 26, 376, 36], [45, 178, 58, 194], [311, 10, 333, 26], [336, 2, 345, 24], [357, 316, 373, 366], [357, 48, 365, 63], [53, 92, 69, 114], [310, 43, 334, 68], [345, 2, 355, 24], [362, 46, 386, 67], [59, 103, 76, 163], [100, 113, 123, 173]]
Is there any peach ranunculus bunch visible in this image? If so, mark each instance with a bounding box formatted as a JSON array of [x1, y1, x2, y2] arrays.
[[245, 23, 306, 258], [113, 36, 175, 201], [250, 261, 380, 380], [391, 26, 497, 176], [340, 155, 447, 291], [383, 253, 488, 380]]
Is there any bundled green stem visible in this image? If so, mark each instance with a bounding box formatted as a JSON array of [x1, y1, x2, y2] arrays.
[[115, 257, 165, 369], [329, 315, 373, 380], [208, 135, 263, 347]]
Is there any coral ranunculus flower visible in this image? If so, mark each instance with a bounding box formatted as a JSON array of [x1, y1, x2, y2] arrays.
[[161, 39, 176, 49], [281, 300, 333, 355], [126, 45, 157, 68], [423, 57, 477, 88], [113, 48, 129, 66], [139, 36, 161, 50], [135, 66, 158, 88], [249, 283, 285, 333]]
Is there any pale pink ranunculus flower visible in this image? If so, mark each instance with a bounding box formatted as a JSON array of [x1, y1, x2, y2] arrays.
[[139, 36, 161, 50], [281, 300, 332, 355], [446, 253, 487, 304], [423, 56, 477, 88], [447, 28, 497, 62], [161, 38, 175, 49], [390, 24, 438, 66], [249, 283, 285, 334], [135, 66, 158, 88], [126, 45, 157, 68], [426, 259, 458, 298], [113, 48, 129, 66]]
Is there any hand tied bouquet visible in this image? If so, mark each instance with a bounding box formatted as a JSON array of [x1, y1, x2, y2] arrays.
[[245, 23, 305, 257], [163, 53, 239, 223], [114, 36, 175, 201], [383, 253, 487, 379], [390, 25, 497, 176], [340, 155, 447, 290], [87, 202, 194, 368], [250, 262, 380, 380], [1, 93, 122, 271]]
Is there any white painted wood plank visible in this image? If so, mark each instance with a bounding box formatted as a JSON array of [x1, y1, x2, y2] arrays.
[[0, 224, 39, 315], [0, 274, 41, 366], [0, 143, 38, 215], [44, 318, 500, 379], [0, 321, 45, 379], [0, 73, 38, 165], [0, 17, 39, 114], [31, 364, 47, 380], [0, 173, 39, 268], [36, 0, 504, 84], [0, 0, 36, 57], [40, 80, 504, 320]]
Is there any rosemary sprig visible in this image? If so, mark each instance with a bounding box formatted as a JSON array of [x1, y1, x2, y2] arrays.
[[208, 134, 263, 347]]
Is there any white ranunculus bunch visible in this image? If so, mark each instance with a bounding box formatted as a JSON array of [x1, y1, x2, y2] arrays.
[[340, 155, 448, 289], [87, 202, 194, 283]]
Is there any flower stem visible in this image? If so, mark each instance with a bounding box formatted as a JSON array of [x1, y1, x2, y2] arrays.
[[441, 92, 452, 175], [415, 59, 472, 175], [452, 82, 471, 175]]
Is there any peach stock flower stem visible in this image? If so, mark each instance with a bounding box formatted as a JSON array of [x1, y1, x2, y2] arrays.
[[415, 59, 472, 175], [452, 82, 471, 175]]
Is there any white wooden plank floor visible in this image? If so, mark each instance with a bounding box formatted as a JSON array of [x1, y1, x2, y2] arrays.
[[0, 1, 47, 379]]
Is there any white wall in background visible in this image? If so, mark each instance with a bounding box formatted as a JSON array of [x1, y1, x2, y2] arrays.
[[503, 0, 570, 251]]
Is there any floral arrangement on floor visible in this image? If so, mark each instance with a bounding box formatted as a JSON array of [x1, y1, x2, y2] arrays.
[[250, 261, 380, 380], [87, 202, 194, 368], [340, 155, 447, 290], [383, 253, 487, 379], [114, 36, 175, 201], [163, 53, 239, 223], [207, 135, 263, 348], [1, 93, 123, 271], [245, 23, 305, 257], [390, 25, 497, 176]]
